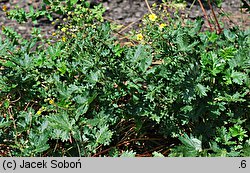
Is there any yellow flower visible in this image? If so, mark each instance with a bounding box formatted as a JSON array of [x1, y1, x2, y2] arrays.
[[36, 110, 42, 115], [149, 13, 157, 22], [61, 27, 67, 32], [49, 99, 54, 105], [62, 36, 66, 42], [159, 23, 167, 30], [136, 33, 143, 41], [52, 32, 57, 36], [2, 5, 7, 12]]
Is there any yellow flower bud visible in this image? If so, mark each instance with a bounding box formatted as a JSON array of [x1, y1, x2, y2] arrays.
[[61, 27, 67, 32], [49, 99, 54, 105], [2, 5, 7, 12], [159, 23, 167, 30]]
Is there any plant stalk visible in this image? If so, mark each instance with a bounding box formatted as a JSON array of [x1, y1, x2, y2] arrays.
[[207, 0, 223, 34], [197, 0, 214, 31]]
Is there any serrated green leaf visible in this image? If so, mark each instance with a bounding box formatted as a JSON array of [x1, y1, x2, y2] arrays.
[[88, 70, 100, 84], [120, 150, 136, 157], [47, 112, 76, 142], [152, 151, 164, 157], [139, 55, 152, 72], [0, 120, 12, 128], [196, 83, 208, 97], [178, 133, 202, 152], [242, 141, 250, 156], [131, 45, 142, 63], [70, 0, 78, 6], [95, 125, 113, 145], [57, 62, 67, 75], [224, 29, 236, 42], [231, 71, 247, 85]]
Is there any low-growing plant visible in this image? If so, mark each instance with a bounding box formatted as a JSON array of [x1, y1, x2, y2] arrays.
[[131, 2, 249, 156], [0, 0, 249, 156], [1, 0, 120, 156]]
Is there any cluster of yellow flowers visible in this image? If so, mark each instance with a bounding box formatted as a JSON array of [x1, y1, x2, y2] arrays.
[[36, 98, 55, 115], [136, 13, 167, 41]]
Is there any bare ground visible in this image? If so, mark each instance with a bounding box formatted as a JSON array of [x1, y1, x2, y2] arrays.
[[0, 0, 249, 40]]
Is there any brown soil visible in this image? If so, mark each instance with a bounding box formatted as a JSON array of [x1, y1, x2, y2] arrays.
[[0, 0, 249, 40]]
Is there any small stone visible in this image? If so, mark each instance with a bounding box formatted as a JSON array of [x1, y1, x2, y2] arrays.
[[135, 11, 142, 18], [18, 26, 26, 31]]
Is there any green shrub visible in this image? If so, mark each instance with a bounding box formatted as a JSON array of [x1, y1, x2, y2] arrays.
[[132, 5, 250, 156], [1, 0, 118, 156]]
